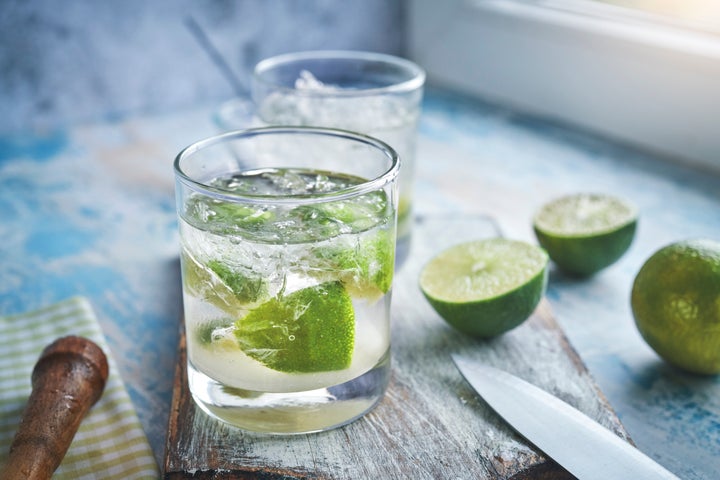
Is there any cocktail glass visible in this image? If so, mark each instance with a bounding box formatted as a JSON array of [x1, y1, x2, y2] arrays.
[[216, 51, 424, 267], [174, 127, 399, 434]]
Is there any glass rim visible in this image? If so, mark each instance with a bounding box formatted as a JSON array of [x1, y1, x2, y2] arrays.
[[253, 50, 426, 97], [174, 126, 400, 205]]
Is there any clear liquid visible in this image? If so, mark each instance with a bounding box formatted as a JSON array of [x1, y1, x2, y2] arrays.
[[179, 168, 395, 432], [187, 350, 390, 434]]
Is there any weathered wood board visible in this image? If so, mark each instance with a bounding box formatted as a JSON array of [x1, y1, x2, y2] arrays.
[[164, 215, 630, 479]]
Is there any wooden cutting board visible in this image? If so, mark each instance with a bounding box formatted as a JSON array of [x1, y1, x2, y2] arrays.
[[163, 215, 630, 479]]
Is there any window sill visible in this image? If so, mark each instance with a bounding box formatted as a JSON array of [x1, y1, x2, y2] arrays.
[[408, 0, 720, 172]]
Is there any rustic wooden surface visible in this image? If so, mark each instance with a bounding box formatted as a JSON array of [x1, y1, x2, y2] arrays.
[[2, 90, 718, 479], [164, 215, 627, 479]]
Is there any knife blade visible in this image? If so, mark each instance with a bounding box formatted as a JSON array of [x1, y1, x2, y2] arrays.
[[451, 354, 680, 480]]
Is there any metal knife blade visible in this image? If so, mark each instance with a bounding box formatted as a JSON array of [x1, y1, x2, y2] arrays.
[[451, 354, 679, 480]]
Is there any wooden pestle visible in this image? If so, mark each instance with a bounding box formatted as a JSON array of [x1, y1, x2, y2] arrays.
[[1, 336, 109, 480]]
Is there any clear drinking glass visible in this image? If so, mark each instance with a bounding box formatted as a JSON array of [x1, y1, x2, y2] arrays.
[[174, 127, 399, 434], [217, 51, 424, 267]]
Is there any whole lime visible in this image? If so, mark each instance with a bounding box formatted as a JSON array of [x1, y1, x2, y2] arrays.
[[631, 239, 720, 375]]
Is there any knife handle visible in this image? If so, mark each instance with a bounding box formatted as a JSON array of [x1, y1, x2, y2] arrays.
[[1, 336, 109, 480]]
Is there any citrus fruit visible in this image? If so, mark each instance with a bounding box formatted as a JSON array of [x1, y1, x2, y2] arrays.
[[185, 195, 275, 236], [194, 319, 238, 350], [631, 239, 720, 375], [311, 229, 395, 300], [234, 281, 355, 373], [181, 250, 268, 313], [533, 193, 637, 276], [207, 259, 267, 304], [419, 238, 548, 338], [181, 251, 247, 314]]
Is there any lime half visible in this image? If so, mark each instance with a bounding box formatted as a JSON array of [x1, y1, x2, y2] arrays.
[[533, 193, 637, 276], [234, 281, 355, 373], [419, 238, 548, 338]]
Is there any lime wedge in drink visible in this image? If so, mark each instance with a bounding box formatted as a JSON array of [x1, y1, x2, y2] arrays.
[[311, 229, 395, 300], [234, 281, 355, 373], [293, 189, 390, 240], [397, 196, 411, 226], [302, 190, 388, 229], [181, 250, 268, 313], [533, 193, 637, 277], [195, 319, 238, 349], [185, 196, 275, 236], [182, 251, 243, 314], [207, 260, 267, 303], [419, 238, 548, 338]]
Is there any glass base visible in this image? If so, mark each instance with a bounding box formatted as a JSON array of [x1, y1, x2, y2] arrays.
[[188, 351, 390, 434]]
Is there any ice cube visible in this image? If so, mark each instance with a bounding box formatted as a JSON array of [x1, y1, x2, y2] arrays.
[[261, 169, 311, 195], [294, 70, 340, 91]]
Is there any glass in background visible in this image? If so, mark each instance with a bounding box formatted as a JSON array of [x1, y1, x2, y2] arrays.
[[216, 51, 425, 267]]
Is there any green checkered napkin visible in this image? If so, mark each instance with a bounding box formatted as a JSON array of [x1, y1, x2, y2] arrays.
[[0, 297, 159, 479]]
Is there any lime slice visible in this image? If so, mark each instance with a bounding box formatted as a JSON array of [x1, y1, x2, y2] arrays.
[[311, 229, 395, 300], [533, 193, 637, 276], [234, 281, 355, 373], [419, 238, 548, 338]]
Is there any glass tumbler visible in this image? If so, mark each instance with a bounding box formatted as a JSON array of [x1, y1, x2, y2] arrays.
[[174, 127, 399, 434]]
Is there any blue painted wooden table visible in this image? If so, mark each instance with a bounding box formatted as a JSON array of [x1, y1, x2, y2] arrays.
[[1, 89, 718, 479]]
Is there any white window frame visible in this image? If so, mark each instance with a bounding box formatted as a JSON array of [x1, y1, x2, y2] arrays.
[[408, 0, 720, 172]]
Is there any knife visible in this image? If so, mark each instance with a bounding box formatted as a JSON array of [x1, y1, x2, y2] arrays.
[[451, 354, 680, 480]]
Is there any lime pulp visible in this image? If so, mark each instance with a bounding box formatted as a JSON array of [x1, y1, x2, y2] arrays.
[[419, 238, 548, 338]]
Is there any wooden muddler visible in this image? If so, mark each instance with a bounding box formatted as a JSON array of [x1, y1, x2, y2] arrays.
[[1, 336, 109, 480]]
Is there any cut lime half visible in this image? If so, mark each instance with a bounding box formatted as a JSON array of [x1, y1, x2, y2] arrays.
[[419, 238, 548, 338], [533, 193, 637, 277]]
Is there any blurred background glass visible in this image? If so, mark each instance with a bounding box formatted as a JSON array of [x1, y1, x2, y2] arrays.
[[3, 0, 718, 170]]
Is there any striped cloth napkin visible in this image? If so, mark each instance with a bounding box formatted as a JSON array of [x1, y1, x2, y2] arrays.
[[0, 297, 159, 479]]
